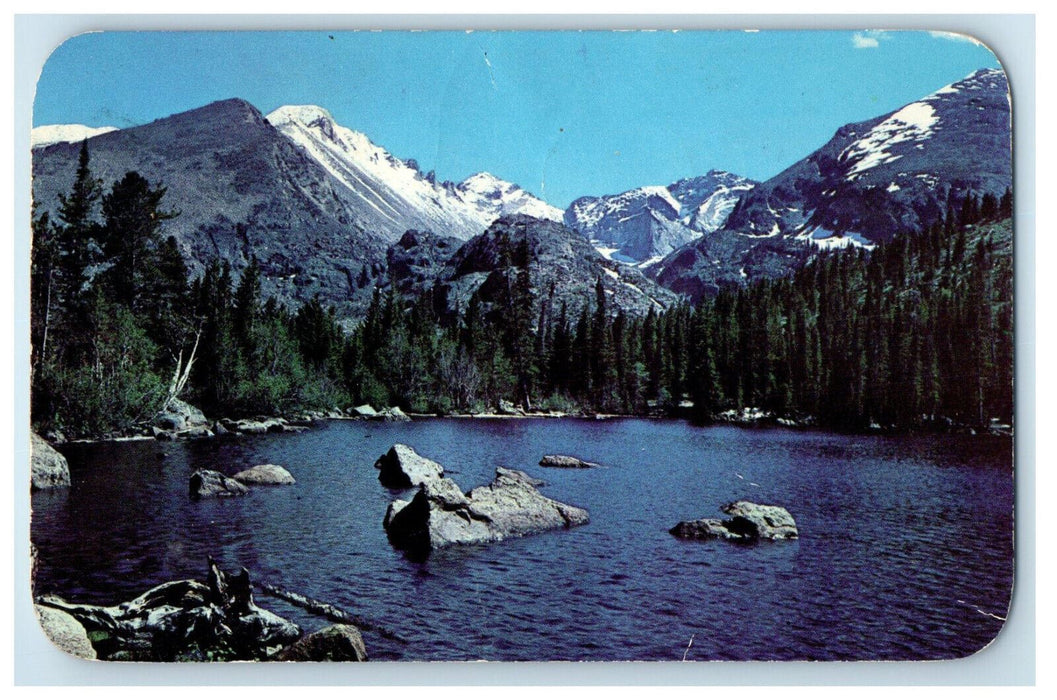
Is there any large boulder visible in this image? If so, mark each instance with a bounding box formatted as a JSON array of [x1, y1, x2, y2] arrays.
[[189, 469, 249, 499], [232, 464, 296, 486], [539, 454, 600, 469], [348, 404, 379, 419], [384, 465, 589, 555], [30, 432, 71, 491], [378, 406, 411, 422], [153, 398, 210, 433], [35, 604, 96, 659], [275, 624, 368, 662], [374, 444, 445, 489], [34, 559, 300, 661], [670, 500, 798, 541]]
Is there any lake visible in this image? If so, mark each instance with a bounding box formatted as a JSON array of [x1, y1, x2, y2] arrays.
[[30, 418, 1014, 661]]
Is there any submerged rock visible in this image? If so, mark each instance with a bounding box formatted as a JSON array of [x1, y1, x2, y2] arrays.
[[670, 501, 798, 541], [374, 444, 444, 488], [233, 464, 296, 486], [189, 469, 249, 499], [30, 432, 71, 491], [34, 559, 301, 661], [384, 463, 589, 555], [539, 454, 600, 469], [275, 624, 368, 662]]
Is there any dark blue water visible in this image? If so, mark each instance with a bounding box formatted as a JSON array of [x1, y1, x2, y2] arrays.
[[30, 419, 1014, 661]]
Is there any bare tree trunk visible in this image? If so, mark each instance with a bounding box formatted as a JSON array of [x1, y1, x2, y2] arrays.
[[164, 329, 201, 409]]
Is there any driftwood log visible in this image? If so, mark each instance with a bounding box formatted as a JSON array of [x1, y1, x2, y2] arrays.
[[256, 581, 406, 643]]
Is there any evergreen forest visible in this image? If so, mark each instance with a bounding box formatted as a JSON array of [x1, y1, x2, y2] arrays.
[[30, 141, 1014, 439]]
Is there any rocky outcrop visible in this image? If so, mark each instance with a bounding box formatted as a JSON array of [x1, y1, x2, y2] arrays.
[[383, 461, 589, 556], [348, 404, 379, 419], [154, 398, 211, 433], [232, 464, 296, 486], [34, 559, 301, 661], [189, 469, 249, 499], [30, 432, 71, 491], [670, 500, 798, 541], [35, 604, 96, 659], [275, 624, 368, 662], [539, 455, 600, 469], [377, 406, 411, 422], [375, 444, 445, 489]]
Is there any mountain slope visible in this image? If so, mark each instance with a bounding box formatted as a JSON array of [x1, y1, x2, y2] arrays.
[[722, 68, 1011, 247], [420, 215, 681, 322], [563, 171, 755, 263], [32, 98, 395, 318], [267, 105, 562, 241], [649, 68, 1012, 301]]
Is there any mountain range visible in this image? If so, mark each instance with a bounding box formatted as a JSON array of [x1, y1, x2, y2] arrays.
[[31, 68, 1011, 317]]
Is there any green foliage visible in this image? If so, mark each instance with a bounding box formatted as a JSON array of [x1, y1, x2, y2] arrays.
[[45, 301, 167, 437], [31, 139, 1012, 435]]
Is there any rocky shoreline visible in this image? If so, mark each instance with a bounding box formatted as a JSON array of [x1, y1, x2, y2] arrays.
[[34, 558, 369, 662], [35, 394, 1011, 448]]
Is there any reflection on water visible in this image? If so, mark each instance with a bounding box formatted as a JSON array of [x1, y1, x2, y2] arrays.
[[31, 419, 1014, 661]]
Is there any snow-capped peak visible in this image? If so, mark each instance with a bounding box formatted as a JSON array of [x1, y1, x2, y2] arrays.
[[927, 68, 1006, 99], [267, 105, 335, 129], [266, 104, 561, 239], [458, 172, 512, 196], [31, 124, 118, 148], [456, 172, 562, 221]]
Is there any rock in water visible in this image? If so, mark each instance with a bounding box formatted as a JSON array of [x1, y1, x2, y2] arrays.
[[232, 464, 296, 486], [30, 432, 71, 491], [189, 469, 249, 499], [374, 444, 445, 488], [721, 501, 799, 539], [35, 604, 96, 659], [670, 501, 798, 541], [539, 454, 600, 469], [384, 466, 589, 556], [276, 624, 368, 662]]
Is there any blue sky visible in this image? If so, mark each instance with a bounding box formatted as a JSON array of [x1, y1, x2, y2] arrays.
[[34, 30, 1001, 208]]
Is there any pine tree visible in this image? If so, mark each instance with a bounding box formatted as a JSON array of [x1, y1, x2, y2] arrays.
[[100, 171, 178, 311], [55, 139, 103, 299]]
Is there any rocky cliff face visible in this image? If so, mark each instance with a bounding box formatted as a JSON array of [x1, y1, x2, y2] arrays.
[[648, 69, 1012, 301], [408, 215, 682, 323], [563, 171, 756, 263]]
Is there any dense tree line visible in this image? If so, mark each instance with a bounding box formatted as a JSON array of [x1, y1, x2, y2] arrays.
[[341, 194, 1013, 430], [31, 141, 1013, 436], [30, 141, 350, 438]]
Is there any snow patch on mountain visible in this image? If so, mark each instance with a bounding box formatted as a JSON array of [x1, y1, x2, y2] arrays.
[[687, 182, 755, 232], [31, 124, 118, 148], [796, 227, 876, 251], [565, 171, 756, 263], [267, 105, 560, 240], [841, 102, 939, 179]]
